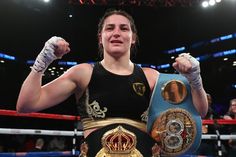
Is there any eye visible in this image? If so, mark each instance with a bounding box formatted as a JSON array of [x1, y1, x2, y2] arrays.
[[120, 26, 129, 31], [104, 25, 114, 31], [105, 27, 113, 31]]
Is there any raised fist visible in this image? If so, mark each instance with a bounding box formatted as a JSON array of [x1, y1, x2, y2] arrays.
[[32, 36, 70, 73]]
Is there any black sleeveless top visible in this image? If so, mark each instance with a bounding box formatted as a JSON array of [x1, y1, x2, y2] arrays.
[[77, 62, 151, 123]]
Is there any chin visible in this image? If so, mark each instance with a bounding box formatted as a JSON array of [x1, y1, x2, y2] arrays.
[[109, 48, 125, 54]]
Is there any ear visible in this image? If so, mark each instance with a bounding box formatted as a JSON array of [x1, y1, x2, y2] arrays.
[[131, 34, 136, 44]]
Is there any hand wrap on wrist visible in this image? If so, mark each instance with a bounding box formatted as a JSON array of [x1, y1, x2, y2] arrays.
[[32, 36, 63, 73], [179, 53, 203, 90]]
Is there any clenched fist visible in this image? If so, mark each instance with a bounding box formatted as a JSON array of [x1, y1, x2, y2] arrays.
[[172, 53, 202, 90], [32, 36, 70, 73]]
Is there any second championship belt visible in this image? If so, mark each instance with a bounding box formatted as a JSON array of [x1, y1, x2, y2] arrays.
[[147, 73, 202, 156]]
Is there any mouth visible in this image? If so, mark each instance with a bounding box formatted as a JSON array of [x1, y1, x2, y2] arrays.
[[110, 40, 123, 44]]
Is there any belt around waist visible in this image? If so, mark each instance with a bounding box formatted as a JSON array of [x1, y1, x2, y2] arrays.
[[81, 123, 158, 157], [81, 118, 147, 132]]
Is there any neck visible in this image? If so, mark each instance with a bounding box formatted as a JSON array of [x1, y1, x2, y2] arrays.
[[101, 59, 134, 75]]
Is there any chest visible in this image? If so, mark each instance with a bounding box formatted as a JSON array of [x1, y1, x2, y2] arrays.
[[85, 66, 150, 120]]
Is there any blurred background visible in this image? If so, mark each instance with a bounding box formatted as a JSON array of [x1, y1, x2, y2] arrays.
[[0, 0, 235, 117]]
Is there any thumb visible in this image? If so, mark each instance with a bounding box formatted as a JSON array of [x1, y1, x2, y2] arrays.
[[172, 62, 179, 71]]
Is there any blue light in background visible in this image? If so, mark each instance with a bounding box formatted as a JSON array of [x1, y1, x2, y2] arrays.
[[210, 38, 220, 43], [220, 34, 233, 41], [0, 53, 16, 60], [223, 49, 236, 55], [137, 64, 142, 67], [165, 47, 185, 54], [150, 65, 156, 69], [213, 49, 236, 58], [26, 60, 79, 66], [26, 60, 35, 65], [58, 61, 78, 66], [164, 32, 236, 54], [175, 47, 185, 52], [157, 64, 170, 69], [165, 49, 175, 54]]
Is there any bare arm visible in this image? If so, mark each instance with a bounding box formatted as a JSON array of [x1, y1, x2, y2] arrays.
[[16, 36, 75, 113], [16, 69, 77, 113], [173, 53, 208, 117], [191, 87, 208, 117]]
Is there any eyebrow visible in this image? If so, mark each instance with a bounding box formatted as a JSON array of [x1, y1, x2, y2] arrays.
[[105, 23, 129, 27]]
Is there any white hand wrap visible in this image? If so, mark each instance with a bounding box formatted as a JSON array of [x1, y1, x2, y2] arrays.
[[179, 53, 203, 90], [32, 36, 63, 73]]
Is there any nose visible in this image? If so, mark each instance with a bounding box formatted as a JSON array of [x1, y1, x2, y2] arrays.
[[112, 27, 121, 38]]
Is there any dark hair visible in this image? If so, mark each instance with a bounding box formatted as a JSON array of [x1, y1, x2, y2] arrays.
[[97, 9, 139, 58]]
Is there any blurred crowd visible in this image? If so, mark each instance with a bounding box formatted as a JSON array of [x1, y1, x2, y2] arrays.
[[195, 97, 236, 157], [0, 135, 77, 152]]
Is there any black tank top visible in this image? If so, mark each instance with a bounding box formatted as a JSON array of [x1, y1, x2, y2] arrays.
[[77, 62, 151, 122]]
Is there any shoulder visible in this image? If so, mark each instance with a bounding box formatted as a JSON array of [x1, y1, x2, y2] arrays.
[[141, 67, 159, 91], [142, 67, 159, 74], [65, 63, 93, 77], [142, 67, 159, 81], [62, 63, 94, 88], [70, 63, 94, 72]]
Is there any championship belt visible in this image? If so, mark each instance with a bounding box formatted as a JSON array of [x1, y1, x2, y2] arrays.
[[147, 73, 202, 156], [80, 122, 160, 157]]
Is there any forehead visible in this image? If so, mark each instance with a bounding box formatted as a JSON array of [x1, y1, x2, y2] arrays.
[[104, 14, 131, 26], [232, 100, 236, 105]]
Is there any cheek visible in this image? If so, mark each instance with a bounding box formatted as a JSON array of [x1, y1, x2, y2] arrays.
[[101, 33, 111, 44], [126, 33, 135, 44], [126, 37, 134, 47]]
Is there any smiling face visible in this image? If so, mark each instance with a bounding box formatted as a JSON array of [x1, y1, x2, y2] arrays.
[[99, 14, 136, 58]]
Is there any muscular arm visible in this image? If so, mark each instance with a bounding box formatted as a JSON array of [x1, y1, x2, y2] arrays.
[[16, 68, 77, 113], [16, 36, 75, 112], [17, 63, 92, 113], [16, 36, 86, 113]]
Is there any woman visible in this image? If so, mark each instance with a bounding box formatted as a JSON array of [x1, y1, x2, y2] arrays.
[[224, 99, 236, 120], [224, 99, 236, 157], [16, 9, 208, 156]]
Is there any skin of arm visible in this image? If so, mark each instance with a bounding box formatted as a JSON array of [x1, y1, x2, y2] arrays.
[[191, 87, 208, 118], [172, 55, 208, 117], [16, 63, 92, 113]]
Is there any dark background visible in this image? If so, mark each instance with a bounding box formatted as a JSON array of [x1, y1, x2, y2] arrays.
[[0, 0, 235, 119]]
